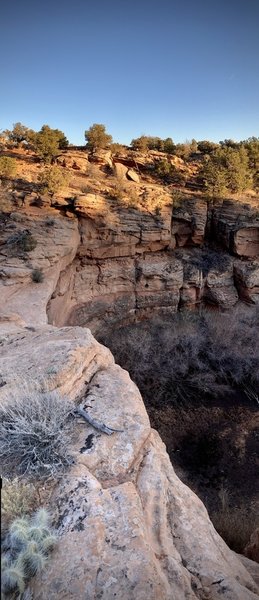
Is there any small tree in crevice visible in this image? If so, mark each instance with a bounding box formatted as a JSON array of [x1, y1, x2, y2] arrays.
[[31, 268, 44, 283]]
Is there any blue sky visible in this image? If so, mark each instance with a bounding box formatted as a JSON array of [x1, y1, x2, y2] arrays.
[[1, 0, 259, 145]]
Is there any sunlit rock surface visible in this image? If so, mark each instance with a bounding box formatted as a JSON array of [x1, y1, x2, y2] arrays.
[[0, 324, 258, 599]]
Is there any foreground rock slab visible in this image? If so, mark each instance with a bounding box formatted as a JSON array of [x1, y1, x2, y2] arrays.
[[0, 324, 258, 599]]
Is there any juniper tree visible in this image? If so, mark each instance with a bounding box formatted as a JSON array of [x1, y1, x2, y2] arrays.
[[84, 123, 113, 152]]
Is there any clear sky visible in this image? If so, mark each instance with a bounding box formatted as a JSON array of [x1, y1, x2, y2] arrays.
[[1, 0, 259, 145]]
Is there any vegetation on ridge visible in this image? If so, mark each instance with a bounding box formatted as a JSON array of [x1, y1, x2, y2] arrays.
[[0, 121, 258, 208]]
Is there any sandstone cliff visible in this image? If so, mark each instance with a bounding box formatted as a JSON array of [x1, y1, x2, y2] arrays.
[[1, 188, 259, 598], [1, 185, 258, 334]]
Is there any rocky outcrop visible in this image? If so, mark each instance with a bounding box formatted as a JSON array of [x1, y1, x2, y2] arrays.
[[234, 260, 259, 304], [75, 187, 172, 259], [0, 324, 258, 599], [88, 148, 113, 168], [212, 200, 259, 258], [1, 186, 259, 598], [177, 249, 239, 310], [172, 197, 208, 247], [0, 209, 79, 325]]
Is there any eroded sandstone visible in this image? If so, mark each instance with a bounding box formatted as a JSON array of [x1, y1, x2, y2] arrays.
[[0, 324, 258, 599]]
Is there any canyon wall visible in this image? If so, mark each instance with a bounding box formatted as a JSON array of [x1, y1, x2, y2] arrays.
[[1, 188, 258, 333], [48, 193, 259, 334]]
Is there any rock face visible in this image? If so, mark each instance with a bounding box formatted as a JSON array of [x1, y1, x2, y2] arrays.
[[172, 197, 208, 247], [63, 193, 258, 331], [0, 209, 79, 325], [0, 324, 258, 600], [234, 260, 259, 304], [1, 193, 258, 334], [212, 200, 259, 258]]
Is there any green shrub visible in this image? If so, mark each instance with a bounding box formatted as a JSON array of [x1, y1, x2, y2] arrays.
[[85, 123, 113, 152], [32, 125, 68, 163], [31, 268, 44, 283], [1, 509, 57, 599], [0, 391, 75, 477], [0, 156, 17, 179], [38, 166, 70, 195], [155, 160, 186, 184]]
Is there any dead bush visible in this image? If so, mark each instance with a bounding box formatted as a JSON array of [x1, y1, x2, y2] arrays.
[[99, 305, 259, 407], [0, 391, 75, 477], [211, 487, 259, 553]]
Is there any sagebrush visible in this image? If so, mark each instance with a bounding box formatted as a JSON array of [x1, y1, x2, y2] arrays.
[[6, 230, 37, 253], [0, 391, 75, 477]]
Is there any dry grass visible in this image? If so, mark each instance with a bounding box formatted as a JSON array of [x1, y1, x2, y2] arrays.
[[211, 487, 259, 553], [0, 391, 75, 477], [1, 478, 39, 536]]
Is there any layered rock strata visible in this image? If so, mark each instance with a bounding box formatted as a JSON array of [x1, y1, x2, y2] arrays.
[[52, 194, 258, 332], [1, 193, 258, 334]]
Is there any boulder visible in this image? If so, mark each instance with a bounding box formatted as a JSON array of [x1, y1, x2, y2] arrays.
[[114, 162, 128, 179], [127, 168, 140, 183]]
